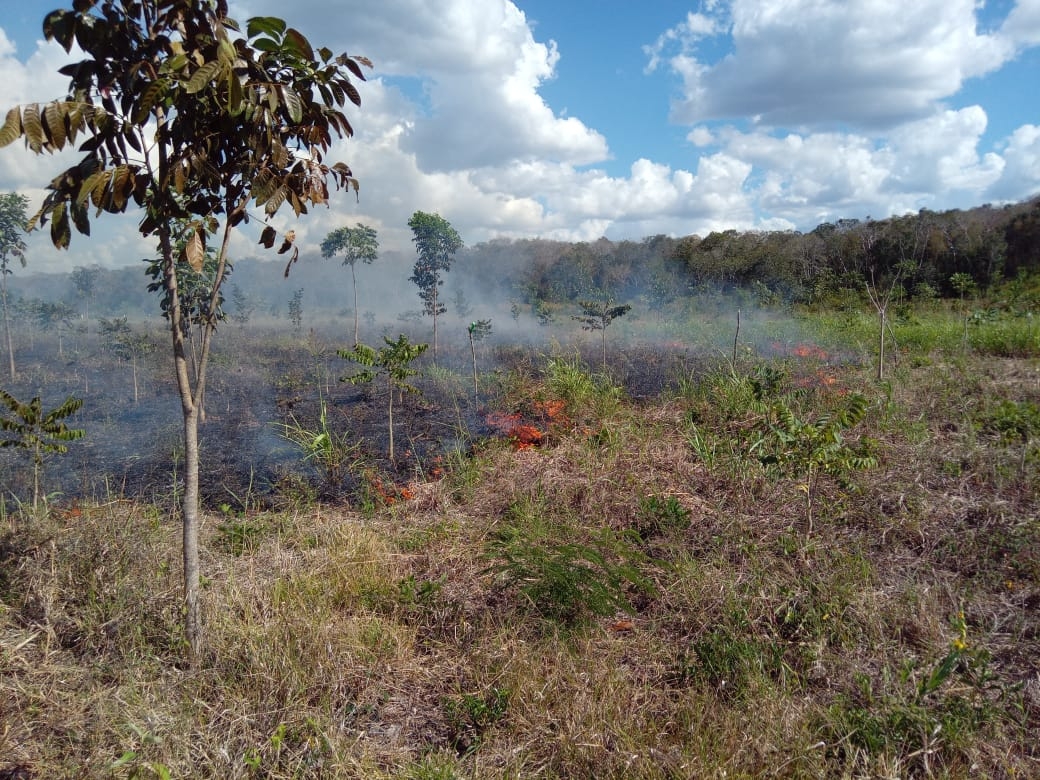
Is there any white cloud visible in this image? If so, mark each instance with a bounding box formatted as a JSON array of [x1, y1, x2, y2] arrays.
[[1, 0, 1038, 276], [986, 124, 1040, 199], [233, 0, 608, 171], [1002, 0, 1040, 47], [656, 0, 1014, 129]]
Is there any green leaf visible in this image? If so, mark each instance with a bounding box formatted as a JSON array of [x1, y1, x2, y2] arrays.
[[284, 28, 315, 61], [246, 16, 286, 39], [133, 80, 166, 124], [186, 60, 223, 94]]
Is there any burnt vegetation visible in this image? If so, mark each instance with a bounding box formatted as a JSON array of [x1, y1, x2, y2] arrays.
[[0, 196, 1038, 777]]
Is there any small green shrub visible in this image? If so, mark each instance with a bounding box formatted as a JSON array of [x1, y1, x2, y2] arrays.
[[978, 399, 1040, 442], [443, 687, 510, 756], [635, 494, 692, 541], [486, 501, 654, 626]]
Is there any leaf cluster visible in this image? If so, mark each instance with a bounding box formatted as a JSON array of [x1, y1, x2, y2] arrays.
[[0, 2, 369, 254], [408, 211, 463, 315], [755, 393, 879, 482], [0, 192, 30, 272], [467, 319, 492, 341], [339, 334, 429, 391], [572, 299, 632, 332], [321, 223, 378, 267], [0, 389, 85, 457]]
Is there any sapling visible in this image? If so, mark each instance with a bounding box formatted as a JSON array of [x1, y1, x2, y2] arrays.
[[339, 334, 428, 460], [0, 389, 84, 511], [754, 393, 878, 537], [572, 298, 632, 371]]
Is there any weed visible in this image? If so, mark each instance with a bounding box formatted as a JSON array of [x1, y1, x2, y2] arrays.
[[277, 398, 362, 489], [443, 687, 510, 755], [634, 494, 691, 542], [486, 501, 655, 626]]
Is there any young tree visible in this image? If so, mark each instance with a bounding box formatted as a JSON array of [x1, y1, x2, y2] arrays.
[[0, 389, 84, 512], [288, 287, 304, 334], [1, 1, 368, 658], [572, 298, 632, 370], [0, 192, 29, 380], [321, 222, 378, 346], [340, 334, 428, 460], [98, 315, 154, 404], [69, 264, 101, 321], [408, 211, 463, 359]]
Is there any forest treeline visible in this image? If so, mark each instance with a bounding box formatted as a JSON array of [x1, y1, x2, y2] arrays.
[[457, 196, 1040, 310], [9, 195, 1040, 323]]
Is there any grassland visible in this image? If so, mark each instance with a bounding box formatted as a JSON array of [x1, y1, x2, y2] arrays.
[[1, 294, 1038, 779]]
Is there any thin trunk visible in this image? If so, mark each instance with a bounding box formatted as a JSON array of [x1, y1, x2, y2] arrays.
[[181, 400, 201, 657], [132, 355, 139, 405], [32, 445, 40, 512], [877, 307, 886, 381], [470, 332, 479, 401], [387, 375, 395, 460], [351, 263, 359, 346], [432, 285, 439, 361], [165, 256, 203, 660], [733, 309, 741, 367], [1, 278, 14, 381]]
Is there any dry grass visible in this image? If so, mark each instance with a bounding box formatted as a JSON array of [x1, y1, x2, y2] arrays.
[[1, 344, 1038, 778]]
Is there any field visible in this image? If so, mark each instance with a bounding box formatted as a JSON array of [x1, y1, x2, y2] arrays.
[[1, 296, 1038, 778]]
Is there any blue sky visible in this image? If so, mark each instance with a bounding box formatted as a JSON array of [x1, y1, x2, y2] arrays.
[[1, 0, 1039, 273]]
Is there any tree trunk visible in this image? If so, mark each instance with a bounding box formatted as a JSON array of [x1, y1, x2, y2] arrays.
[[1, 278, 14, 381], [877, 307, 886, 381], [432, 290, 439, 361], [387, 374, 395, 460], [181, 400, 202, 658], [470, 332, 479, 401], [351, 263, 359, 347]]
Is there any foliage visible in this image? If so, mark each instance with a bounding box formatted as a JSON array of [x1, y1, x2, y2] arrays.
[[753, 393, 878, 536], [0, 0, 370, 657], [408, 211, 463, 357], [339, 334, 428, 459], [278, 399, 362, 490], [0, 389, 84, 511], [443, 687, 510, 756], [0, 192, 29, 380], [572, 297, 632, 369], [486, 500, 655, 626]]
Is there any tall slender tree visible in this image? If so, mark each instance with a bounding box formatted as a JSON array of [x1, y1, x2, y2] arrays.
[[408, 211, 463, 359], [321, 222, 378, 346], [0, 0, 368, 658], [0, 192, 29, 380]]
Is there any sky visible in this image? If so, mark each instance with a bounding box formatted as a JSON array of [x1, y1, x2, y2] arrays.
[[1, 0, 1039, 274]]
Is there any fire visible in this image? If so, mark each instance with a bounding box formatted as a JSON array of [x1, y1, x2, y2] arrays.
[[486, 410, 547, 450]]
